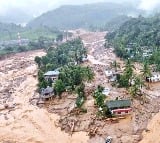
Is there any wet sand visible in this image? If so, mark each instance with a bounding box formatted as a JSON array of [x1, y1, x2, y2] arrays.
[[0, 50, 88, 143]]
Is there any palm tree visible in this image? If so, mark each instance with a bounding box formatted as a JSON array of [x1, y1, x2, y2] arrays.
[[141, 61, 152, 89], [124, 59, 135, 71], [124, 59, 135, 86], [93, 90, 105, 108], [117, 59, 135, 88], [54, 79, 65, 98], [141, 62, 151, 77], [84, 67, 94, 82], [111, 60, 120, 72], [129, 75, 144, 97]]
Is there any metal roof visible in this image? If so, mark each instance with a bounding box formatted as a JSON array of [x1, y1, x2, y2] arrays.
[[106, 100, 131, 109], [44, 70, 60, 76]]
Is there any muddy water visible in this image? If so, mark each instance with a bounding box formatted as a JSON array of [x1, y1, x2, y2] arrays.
[[0, 50, 88, 143]]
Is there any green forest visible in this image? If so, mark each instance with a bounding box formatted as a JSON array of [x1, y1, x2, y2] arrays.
[[0, 23, 64, 56], [105, 14, 160, 71], [28, 2, 141, 30], [35, 38, 94, 108], [0, 23, 59, 41]]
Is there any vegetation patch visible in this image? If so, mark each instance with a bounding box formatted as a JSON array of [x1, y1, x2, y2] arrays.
[[35, 38, 94, 109], [105, 14, 160, 71]]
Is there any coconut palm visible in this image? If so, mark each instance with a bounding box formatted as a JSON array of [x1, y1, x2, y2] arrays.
[[124, 59, 135, 75], [141, 61, 151, 88], [129, 75, 144, 97], [111, 60, 120, 72], [141, 61, 151, 78], [124, 59, 135, 86], [117, 59, 135, 88]]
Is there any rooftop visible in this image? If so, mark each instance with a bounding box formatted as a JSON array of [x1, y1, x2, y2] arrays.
[[106, 100, 131, 109], [44, 70, 60, 76]]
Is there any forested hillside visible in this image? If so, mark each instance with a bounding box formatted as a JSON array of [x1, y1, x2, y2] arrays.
[[106, 14, 160, 47], [0, 9, 32, 24], [103, 15, 131, 31], [0, 23, 58, 41], [0, 23, 62, 56], [0, 23, 23, 40], [105, 14, 160, 70], [28, 2, 142, 30]]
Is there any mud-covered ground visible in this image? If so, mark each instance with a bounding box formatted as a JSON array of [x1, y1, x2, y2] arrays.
[[46, 31, 160, 143], [0, 31, 160, 143], [0, 50, 88, 143]]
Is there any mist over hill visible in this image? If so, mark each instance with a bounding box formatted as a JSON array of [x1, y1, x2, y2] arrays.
[[0, 0, 159, 27], [0, 8, 33, 25], [27, 2, 144, 30]]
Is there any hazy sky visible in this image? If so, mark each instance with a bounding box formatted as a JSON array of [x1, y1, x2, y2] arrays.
[[0, 0, 159, 17]]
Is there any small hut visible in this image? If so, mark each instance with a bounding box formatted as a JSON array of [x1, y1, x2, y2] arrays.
[[41, 86, 54, 99], [102, 87, 110, 96], [105, 69, 119, 82], [105, 69, 114, 77]]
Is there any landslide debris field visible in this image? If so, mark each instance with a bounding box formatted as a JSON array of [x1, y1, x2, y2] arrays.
[[0, 31, 160, 143], [0, 50, 88, 143], [43, 32, 160, 143]]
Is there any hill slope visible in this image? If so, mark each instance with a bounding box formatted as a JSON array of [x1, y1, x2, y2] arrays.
[[105, 14, 160, 70], [0, 8, 33, 24], [0, 23, 58, 41], [103, 15, 132, 31], [106, 14, 160, 48], [28, 2, 142, 30]]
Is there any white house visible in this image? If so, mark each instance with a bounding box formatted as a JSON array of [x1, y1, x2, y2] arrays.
[[102, 88, 110, 96], [105, 69, 118, 82], [105, 69, 114, 77], [108, 75, 117, 82], [44, 70, 60, 82], [82, 55, 88, 62], [146, 72, 160, 82]]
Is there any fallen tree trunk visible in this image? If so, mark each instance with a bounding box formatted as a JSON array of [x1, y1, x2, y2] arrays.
[[0, 105, 15, 111], [70, 121, 75, 135]]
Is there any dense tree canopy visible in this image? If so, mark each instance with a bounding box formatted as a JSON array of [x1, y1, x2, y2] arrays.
[[106, 14, 160, 47], [28, 3, 142, 30], [35, 38, 87, 73], [105, 14, 160, 71], [35, 38, 94, 108]]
